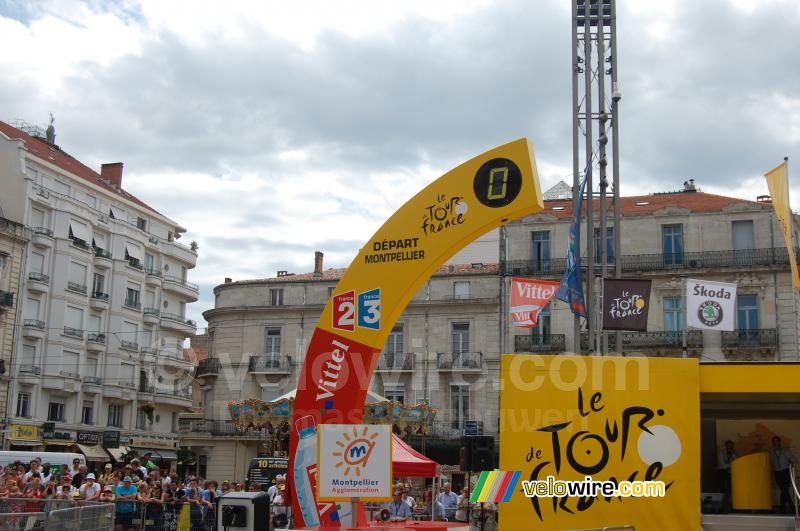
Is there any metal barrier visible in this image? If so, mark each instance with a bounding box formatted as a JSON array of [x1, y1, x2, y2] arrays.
[[0, 499, 221, 531]]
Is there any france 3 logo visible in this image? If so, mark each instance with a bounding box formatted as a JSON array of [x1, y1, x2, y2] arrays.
[[332, 288, 380, 332]]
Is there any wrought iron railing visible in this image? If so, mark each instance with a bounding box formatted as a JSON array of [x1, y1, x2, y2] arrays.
[[123, 298, 141, 310], [84, 376, 102, 385], [32, 227, 53, 237], [70, 237, 90, 251], [156, 386, 192, 399], [580, 330, 703, 351], [62, 326, 84, 339], [178, 419, 264, 436], [138, 383, 155, 393], [87, 332, 105, 344], [196, 358, 221, 377], [502, 247, 797, 277], [721, 328, 778, 348], [249, 355, 291, 372], [437, 352, 483, 370], [120, 340, 139, 351], [19, 364, 41, 375], [91, 291, 109, 301], [93, 247, 112, 259], [140, 347, 157, 355], [163, 275, 199, 291], [145, 268, 162, 278], [143, 307, 160, 317], [28, 272, 49, 283], [59, 370, 81, 379], [161, 312, 196, 327], [66, 281, 87, 294], [514, 334, 567, 353], [23, 319, 45, 329], [127, 258, 143, 270], [375, 353, 415, 371]]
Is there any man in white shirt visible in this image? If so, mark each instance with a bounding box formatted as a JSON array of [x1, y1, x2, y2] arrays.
[[267, 474, 283, 503], [79, 473, 101, 500], [21, 460, 41, 486], [437, 483, 458, 521], [770, 436, 797, 513]]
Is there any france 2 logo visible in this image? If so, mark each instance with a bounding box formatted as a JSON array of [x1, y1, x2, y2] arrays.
[[333, 288, 381, 332]]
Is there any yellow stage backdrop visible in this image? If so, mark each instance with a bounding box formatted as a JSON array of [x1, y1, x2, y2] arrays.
[[500, 355, 700, 531]]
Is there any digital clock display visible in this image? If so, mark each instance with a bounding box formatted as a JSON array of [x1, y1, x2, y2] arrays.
[[473, 157, 522, 208]]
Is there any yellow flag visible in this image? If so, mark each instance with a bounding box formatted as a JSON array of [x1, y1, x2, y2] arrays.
[[764, 161, 800, 288]]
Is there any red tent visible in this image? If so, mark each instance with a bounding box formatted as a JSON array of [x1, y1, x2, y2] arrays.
[[392, 434, 439, 477]]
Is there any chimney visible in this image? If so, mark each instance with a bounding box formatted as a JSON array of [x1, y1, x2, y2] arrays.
[[314, 251, 324, 275], [224, 277, 232, 284], [101, 162, 124, 188]]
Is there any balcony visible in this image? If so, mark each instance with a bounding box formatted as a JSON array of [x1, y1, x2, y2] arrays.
[[90, 292, 110, 311], [59, 369, 81, 379], [87, 333, 106, 353], [70, 237, 91, 253], [31, 227, 54, 248], [437, 352, 483, 371], [163, 275, 199, 301], [66, 281, 87, 296], [178, 419, 261, 438], [0, 290, 13, 310], [126, 258, 144, 273], [162, 239, 198, 267], [139, 347, 157, 363], [145, 268, 163, 287], [27, 272, 50, 294], [62, 326, 84, 340], [120, 340, 139, 352], [501, 247, 798, 277], [514, 334, 567, 353], [579, 331, 703, 356], [93, 247, 113, 269], [375, 353, 415, 372], [160, 312, 197, 334], [22, 319, 45, 340], [139, 383, 155, 394], [19, 364, 41, 376], [155, 386, 193, 406], [84, 376, 102, 393], [123, 298, 141, 312], [196, 358, 221, 378], [248, 355, 291, 374], [84, 376, 102, 385], [143, 307, 160, 325], [722, 329, 778, 360]]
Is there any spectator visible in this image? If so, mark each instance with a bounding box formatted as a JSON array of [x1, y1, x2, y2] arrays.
[[433, 499, 447, 521], [131, 459, 147, 481], [71, 465, 87, 489], [382, 490, 413, 520], [99, 485, 115, 502], [79, 473, 101, 501], [142, 453, 158, 472], [437, 482, 458, 521], [401, 486, 417, 509], [70, 458, 82, 477], [455, 487, 469, 522], [99, 463, 115, 484], [114, 476, 138, 531], [272, 483, 289, 529]]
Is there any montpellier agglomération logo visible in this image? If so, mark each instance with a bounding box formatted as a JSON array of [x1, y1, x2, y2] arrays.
[[332, 425, 379, 477]]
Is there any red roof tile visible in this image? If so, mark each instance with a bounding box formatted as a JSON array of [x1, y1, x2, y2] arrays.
[[0, 120, 162, 216], [540, 191, 770, 220]]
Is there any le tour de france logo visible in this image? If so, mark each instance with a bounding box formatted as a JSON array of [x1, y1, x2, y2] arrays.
[[332, 425, 379, 477]]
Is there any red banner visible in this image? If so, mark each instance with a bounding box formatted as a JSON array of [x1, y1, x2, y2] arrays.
[[510, 277, 559, 328]]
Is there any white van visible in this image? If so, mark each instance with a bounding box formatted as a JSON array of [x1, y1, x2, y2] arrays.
[[0, 451, 85, 468]]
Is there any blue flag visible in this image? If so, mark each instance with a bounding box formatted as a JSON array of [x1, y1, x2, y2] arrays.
[[555, 168, 588, 317]]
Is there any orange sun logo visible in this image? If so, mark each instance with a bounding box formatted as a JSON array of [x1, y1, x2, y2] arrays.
[[332, 426, 379, 477]]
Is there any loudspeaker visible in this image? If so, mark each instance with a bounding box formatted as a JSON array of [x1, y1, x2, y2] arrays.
[[461, 436, 495, 471]]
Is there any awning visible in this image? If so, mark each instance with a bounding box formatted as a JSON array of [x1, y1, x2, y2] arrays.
[[69, 221, 91, 242], [43, 440, 75, 447], [125, 244, 143, 261], [110, 206, 124, 220], [77, 444, 111, 462], [9, 440, 41, 447], [105, 446, 130, 461], [154, 449, 178, 460]]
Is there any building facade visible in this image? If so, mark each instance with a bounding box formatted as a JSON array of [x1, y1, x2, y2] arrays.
[[186, 183, 800, 482], [0, 120, 198, 463]]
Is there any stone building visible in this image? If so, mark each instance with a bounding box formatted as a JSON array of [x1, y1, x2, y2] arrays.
[[0, 120, 197, 462]]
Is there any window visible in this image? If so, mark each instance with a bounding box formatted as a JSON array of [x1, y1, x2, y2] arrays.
[[125, 284, 140, 308], [86, 357, 98, 378], [454, 281, 470, 299], [48, 402, 66, 422], [663, 297, 683, 345], [107, 405, 123, 427], [270, 288, 284, 306], [88, 315, 101, 333], [179, 301, 186, 318], [384, 384, 405, 404], [385, 324, 406, 369], [51, 180, 70, 196], [84, 194, 96, 209], [30, 207, 45, 229], [203, 389, 214, 418], [82, 402, 94, 425], [68, 261, 87, 292], [144, 253, 154, 273], [121, 321, 138, 349], [92, 273, 105, 296], [737, 295, 759, 345], [16, 393, 31, 418], [64, 306, 83, 335], [327, 286, 335, 299], [62, 350, 79, 376], [136, 410, 147, 430], [24, 298, 41, 321], [451, 323, 470, 354], [0, 254, 6, 279], [30, 252, 45, 274], [450, 385, 469, 430], [593, 227, 615, 263], [531, 303, 552, 343], [662, 224, 683, 265], [732, 220, 755, 265], [136, 217, 147, 231], [265, 328, 281, 356], [120, 363, 135, 385], [531, 231, 551, 273]]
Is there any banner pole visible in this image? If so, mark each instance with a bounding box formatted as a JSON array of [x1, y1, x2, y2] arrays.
[[682, 277, 688, 358]]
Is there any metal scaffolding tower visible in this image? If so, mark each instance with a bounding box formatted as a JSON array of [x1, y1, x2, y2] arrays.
[[572, 0, 622, 355]]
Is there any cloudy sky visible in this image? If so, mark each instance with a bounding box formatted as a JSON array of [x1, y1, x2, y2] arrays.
[[2, 0, 799, 328]]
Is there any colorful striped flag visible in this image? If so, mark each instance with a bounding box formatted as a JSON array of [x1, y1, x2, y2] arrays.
[[469, 470, 521, 503], [555, 167, 589, 318]]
